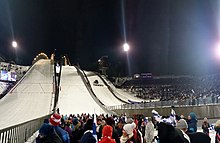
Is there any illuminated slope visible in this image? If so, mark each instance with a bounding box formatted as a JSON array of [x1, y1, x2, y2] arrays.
[[58, 66, 106, 115], [0, 59, 54, 130], [85, 71, 124, 106]]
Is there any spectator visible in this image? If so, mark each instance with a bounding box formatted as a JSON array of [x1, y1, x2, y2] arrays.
[[116, 122, 123, 138], [215, 120, 220, 143], [99, 125, 116, 143], [187, 112, 197, 133], [106, 117, 120, 143], [80, 119, 96, 143], [120, 123, 136, 143], [202, 117, 210, 135], [72, 118, 84, 143], [144, 117, 154, 143], [36, 123, 63, 143], [176, 119, 191, 143], [97, 119, 106, 141], [50, 113, 70, 143]]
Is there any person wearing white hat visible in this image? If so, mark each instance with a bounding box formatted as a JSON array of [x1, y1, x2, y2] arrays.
[[176, 119, 190, 143], [120, 123, 136, 143]]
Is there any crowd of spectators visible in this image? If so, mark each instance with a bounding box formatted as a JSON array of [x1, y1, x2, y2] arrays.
[[0, 62, 29, 79], [120, 74, 220, 103], [38, 113, 149, 143], [37, 111, 215, 143], [0, 62, 29, 99]]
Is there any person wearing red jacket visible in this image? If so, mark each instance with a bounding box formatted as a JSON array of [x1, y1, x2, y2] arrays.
[[99, 125, 116, 143]]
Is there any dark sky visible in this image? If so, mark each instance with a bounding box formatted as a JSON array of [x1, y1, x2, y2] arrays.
[[0, 0, 220, 75]]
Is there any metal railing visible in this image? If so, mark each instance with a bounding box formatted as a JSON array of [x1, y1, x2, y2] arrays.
[[107, 95, 220, 110], [0, 115, 51, 143], [0, 59, 56, 142]]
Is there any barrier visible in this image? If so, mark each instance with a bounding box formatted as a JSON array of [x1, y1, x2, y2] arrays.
[[0, 115, 50, 143]]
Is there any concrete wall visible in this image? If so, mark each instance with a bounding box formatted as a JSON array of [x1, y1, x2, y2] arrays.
[[112, 104, 220, 119]]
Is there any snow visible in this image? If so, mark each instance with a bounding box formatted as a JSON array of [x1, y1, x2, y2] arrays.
[[58, 66, 106, 115], [85, 71, 123, 106], [0, 59, 54, 130]]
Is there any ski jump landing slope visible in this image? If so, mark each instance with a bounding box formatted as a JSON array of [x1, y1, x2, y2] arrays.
[[86, 72, 145, 104], [0, 59, 54, 130], [58, 66, 106, 115], [85, 72, 124, 106], [100, 75, 147, 103]]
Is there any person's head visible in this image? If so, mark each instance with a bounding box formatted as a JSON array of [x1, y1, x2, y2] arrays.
[[176, 119, 188, 132], [122, 123, 136, 137], [117, 122, 123, 129], [148, 117, 152, 122], [39, 123, 54, 138], [204, 117, 208, 122], [188, 112, 196, 121], [49, 113, 61, 126], [180, 115, 184, 119], [106, 117, 115, 126], [215, 120, 220, 132], [72, 118, 79, 126], [101, 120, 106, 126], [102, 125, 113, 138], [84, 118, 93, 131], [97, 118, 102, 125]]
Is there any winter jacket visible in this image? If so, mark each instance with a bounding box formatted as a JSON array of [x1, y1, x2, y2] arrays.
[[99, 136, 116, 143], [187, 119, 197, 133], [187, 112, 197, 133], [145, 121, 154, 143], [54, 126, 70, 143], [36, 124, 63, 143], [80, 130, 96, 143], [202, 121, 210, 135]]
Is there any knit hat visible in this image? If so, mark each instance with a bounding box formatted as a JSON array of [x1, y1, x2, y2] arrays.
[[49, 113, 61, 126], [123, 123, 135, 135], [176, 119, 188, 129], [102, 125, 113, 137]]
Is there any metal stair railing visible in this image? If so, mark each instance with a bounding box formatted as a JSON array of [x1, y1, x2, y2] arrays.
[[0, 114, 51, 143]]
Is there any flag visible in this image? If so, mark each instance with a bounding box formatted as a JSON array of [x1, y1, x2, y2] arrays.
[[169, 109, 176, 126], [93, 111, 98, 142], [208, 124, 215, 131], [152, 109, 176, 126], [152, 109, 162, 122]]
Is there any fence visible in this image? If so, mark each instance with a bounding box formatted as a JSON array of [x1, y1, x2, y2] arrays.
[[107, 95, 220, 110], [0, 115, 50, 143]]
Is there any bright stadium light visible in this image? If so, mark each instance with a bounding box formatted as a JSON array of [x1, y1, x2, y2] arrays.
[[12, 40, 17, 48], [123, 43, 130, 52], [214, 43, 220, 59]]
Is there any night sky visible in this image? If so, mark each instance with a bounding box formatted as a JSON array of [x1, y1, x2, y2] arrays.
[[0, 0, 220, 75]]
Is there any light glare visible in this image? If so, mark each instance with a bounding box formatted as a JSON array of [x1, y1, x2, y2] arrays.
[[12, 41, 17, 48], [123, 43, 129, 52]]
